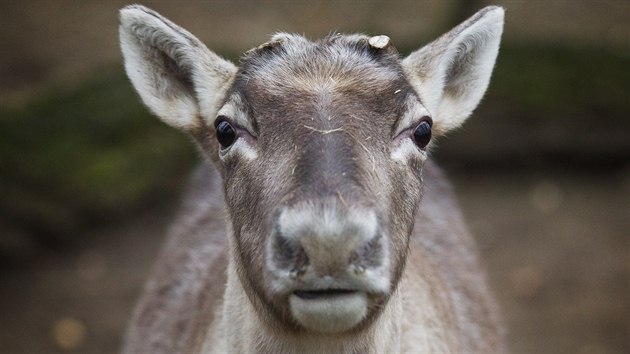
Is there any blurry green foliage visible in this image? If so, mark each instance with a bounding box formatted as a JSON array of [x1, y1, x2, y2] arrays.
[[492, 43, 629, 117], [0, 68, 196, 241]]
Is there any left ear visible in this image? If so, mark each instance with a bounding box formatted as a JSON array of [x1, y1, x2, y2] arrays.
[[119, 5, 236, 132], [402, 6, 504, 135]]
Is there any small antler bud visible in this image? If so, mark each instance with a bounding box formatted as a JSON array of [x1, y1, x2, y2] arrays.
[[368, 35, 391, 49], [244, 39, 284, 57]]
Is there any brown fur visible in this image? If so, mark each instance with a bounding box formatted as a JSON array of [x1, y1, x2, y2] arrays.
[[124, 162, 504, 352], [120, 5, 506, 353]]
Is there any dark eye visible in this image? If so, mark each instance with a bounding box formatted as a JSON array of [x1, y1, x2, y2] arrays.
[[413, 117, 432, 149], [215, 117, 236, 149]]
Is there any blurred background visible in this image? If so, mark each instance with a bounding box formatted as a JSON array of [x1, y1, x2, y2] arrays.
[[0, 0, 627, 352]]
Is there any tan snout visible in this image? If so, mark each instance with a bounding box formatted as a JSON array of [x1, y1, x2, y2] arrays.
[[266, 200, 391, 332], [267, 200, 390, 293]]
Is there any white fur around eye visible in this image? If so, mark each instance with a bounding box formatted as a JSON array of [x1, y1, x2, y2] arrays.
[[393, 99, 431, 137], [219, 138, 258, 161], [391, 138, 427, 164], [215, 96, 256, 135]]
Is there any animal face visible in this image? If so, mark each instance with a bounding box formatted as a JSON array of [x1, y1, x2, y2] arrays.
[[215, 34, 430, 332]]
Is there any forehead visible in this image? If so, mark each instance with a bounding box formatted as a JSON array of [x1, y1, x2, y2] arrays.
[[234, 33, 407, 99]]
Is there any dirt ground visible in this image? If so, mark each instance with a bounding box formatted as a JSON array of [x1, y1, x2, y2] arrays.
[[0, 166, 627, 353]]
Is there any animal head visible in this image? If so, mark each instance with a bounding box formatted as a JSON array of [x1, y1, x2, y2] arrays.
[[120, 5, 503, 334]]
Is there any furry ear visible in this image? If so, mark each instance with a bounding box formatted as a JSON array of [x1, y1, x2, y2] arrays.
[[119, 5, 236, 131], [403, 6, 504, 135]]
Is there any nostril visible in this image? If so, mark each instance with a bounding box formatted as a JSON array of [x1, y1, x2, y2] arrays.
[[271, 232, 309, 274], [349, 234, 384, 270]]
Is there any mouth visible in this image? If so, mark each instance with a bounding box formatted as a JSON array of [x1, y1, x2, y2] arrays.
[[293, 289, 358, 300], [289, 289, 368, 333]]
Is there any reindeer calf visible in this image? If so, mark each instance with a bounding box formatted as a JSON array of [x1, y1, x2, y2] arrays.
[[120, 5, 505, 353]]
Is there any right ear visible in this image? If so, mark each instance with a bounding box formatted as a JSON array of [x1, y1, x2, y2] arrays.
[[119, 5, 237, 132], [402, 6, 503, 135]]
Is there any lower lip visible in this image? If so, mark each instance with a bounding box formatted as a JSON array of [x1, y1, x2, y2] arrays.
[[289, 290, 368, 332]]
